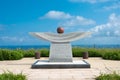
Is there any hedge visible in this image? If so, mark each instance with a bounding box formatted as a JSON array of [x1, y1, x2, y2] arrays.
[[0, 49, 23, 61], [40, 48, 49, 57], [0, 47, 120, 60]]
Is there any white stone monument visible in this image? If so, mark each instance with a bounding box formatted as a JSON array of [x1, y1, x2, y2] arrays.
[[29, 27, 91, 68]]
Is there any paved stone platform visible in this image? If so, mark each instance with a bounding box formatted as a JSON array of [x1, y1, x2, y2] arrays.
[[32, 60, 90, 68], [0, 57, 120, 80]]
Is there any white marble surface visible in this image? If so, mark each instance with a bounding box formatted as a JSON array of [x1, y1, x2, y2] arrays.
[[29, 32, 91, 42], [35, 60, 87, 65]]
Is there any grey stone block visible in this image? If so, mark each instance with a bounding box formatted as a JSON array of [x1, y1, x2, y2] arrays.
[[49, 42, 73, 62]]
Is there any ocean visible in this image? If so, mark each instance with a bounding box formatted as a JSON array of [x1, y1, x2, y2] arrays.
[[0, 44, 120, 49]]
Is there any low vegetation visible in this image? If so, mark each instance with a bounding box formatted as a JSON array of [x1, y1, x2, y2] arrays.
[[96, 72, 120, 80], [0, 47, 120, 60], [0, 49, 23, 61], [0, 71, 27, 80], [72, 47, 120, 60]]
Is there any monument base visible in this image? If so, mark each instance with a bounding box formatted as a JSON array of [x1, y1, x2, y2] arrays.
[[31, 60, 90, 68], [49, 42, 73, 62]]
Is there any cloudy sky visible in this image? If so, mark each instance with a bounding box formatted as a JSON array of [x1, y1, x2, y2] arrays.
[[0, 0, 120, 45]]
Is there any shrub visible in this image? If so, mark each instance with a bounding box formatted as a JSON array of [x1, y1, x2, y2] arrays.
[[96, 72, 120, 80], [72, 48, 120, 60], [0, 71, 27, 80], [2, 49, 11, 60], [40, 48, 49, 57], [23, 49, 35, 57], [0, 48, 120, 60], [15, 49, 25, 56], [14, 49, 34, 57], [72, 47, 83, 57], [72, 47, 102, 57], [15, 48, 49, 57], [0, 49, 23, 60], [88, 49, 102, 57], [10, 51, 23, 60], [102, 51, 120, 60], [0, 50, 4, 60]]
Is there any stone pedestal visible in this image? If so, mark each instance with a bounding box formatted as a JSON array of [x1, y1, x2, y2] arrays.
[[29, 31, 91, 68], [32, 60, 90, 68], [49, 42, 73, 62]]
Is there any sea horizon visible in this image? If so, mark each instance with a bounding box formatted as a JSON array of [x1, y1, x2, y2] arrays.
[[0, 44, 120, 49]]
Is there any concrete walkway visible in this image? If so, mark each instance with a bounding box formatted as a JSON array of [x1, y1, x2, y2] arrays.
[[0, 57, 120, 80]]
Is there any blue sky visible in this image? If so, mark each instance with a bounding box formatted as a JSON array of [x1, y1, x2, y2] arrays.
[[0, 0, 120, 45]]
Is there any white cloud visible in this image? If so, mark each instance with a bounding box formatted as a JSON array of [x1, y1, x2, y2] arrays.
[[69, 0, 111, 4], [40, 10, 95, 27], [80, 37, 120, 44], [90, 13, 120, 37], [0, 36, 25, 42], [114, 30, 120, 36], [63, 16, 95, 26], [103, 2, 120, 10], [40, 10, 72, 19], [0, 24, 16, 30], [0, 24, 5, 30]]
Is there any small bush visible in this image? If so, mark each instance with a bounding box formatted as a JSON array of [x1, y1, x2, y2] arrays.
[[96, 72, 120, 80], [72, 48, 102, 57], [15, 49, 25, 56], [2, 49, 11, 60], [10, 51, 23, 60], [72, 47, 83, 57], [14, 48, 49, 57], [88, 49, 102, 57], [0, 71, 27, 80], [23, 49, 35, 57], [102, 51, 120, 60], [40, 48, 49, 57], [0, 49, 23, 60], [0, 50, 4, 60]]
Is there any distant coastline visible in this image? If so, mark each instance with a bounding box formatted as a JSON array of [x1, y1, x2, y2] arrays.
[[0, 44, 120, 49]]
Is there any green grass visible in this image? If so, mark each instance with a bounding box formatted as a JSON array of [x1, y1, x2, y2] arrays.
[[0, 71, 27, 80], [96, 72, 120, 80]]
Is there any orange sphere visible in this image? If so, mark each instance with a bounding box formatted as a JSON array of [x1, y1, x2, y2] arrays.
[[57, 27, 64, 34]]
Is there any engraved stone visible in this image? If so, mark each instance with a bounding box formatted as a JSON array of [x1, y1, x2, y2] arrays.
[[49, 42, 72, 62]]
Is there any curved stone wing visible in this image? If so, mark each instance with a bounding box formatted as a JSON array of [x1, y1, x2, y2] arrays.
[[29, 32, 91, 42]]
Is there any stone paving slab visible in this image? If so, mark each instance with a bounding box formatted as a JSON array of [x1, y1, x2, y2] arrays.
[[0, 57, 120, 80]]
